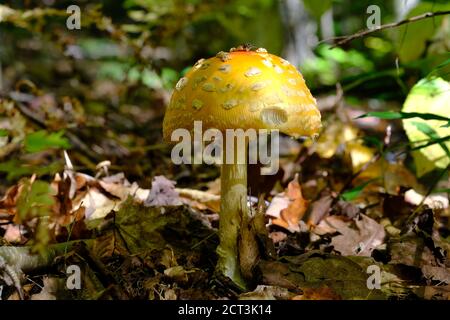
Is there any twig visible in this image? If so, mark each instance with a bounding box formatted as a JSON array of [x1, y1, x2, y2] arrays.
[[10, 95, 101, 162], [325, 11, 450, 47]]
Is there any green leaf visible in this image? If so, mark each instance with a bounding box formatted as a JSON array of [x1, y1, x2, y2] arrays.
[[16, 179, 55, 256], [0, 129, 8, 137], [357, 111, 450, 124], [141, 68, 163, 89], [394, 3, 450, 63], [24, 130, 71, 153], [433, 188, 450, 194], [402, 77, 450, 177], [411, 121, 450, 158], [161, 68, 179, 90], [0, 159, 63, 181], [0, 160, 33, 180], [303, 0, 332, 19], [16, 180, 55, 222], [363, 136, 384, 151], [409, 135, 450, 152], [341, 179, 378, 202], [435, 57, 450, 70]]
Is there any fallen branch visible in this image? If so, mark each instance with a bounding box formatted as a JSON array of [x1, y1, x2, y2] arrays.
[[326, 10, 450, 47], [8, 93, 102, 162], [0, 240, 93, 299], [0, 255, 23, 299], [0, 240, 93, 273]]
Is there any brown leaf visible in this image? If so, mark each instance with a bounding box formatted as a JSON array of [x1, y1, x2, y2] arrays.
[[315, 214, 386, 256], [52, 175, 73, 226], [267, 175, 308, 232], [388, 237, 436, 267], [176, 188, 220, 212], [3, 224, 23, 243], [269, 231, 287, 244], [30, 277, 59, 300], [0, 183, 23, 217], [423, 285, 450, 300], [422, 265, 450, 284], [306, 195, 333, 226], [92, 232, 116, 259]]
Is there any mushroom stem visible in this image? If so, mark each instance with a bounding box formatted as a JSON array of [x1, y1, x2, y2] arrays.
[[216, 139, 248, 290]]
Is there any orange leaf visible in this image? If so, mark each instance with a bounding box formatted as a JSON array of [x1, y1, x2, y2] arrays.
[[269, 174, 308, 232]]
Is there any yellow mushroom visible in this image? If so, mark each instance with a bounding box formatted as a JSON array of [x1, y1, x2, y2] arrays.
[[163, 46, 322, 289], [163, 48, 321, 140]]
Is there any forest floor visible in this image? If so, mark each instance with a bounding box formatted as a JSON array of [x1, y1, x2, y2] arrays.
[[1, 95, 449, 300]]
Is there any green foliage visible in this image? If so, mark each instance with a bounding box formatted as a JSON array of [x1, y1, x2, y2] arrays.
[[0, 160, 63, 181], [15, 179, 55, 256], [141, 68, 164, 89], [433, 57, 450, 73], [411, 121, 450, 158], [401, 77, 450, 177], [114, 197, 211, 256], [303, 44, 374, 87], [303, 0, 333, 19], [341, 179, 378, 202], [78, 38, 122, 59], [0, 160, 34, 181], [357, 111, 450, 124], [393, 2, 450, 63], [24, 130, 71, 153], [1, 0, 450, 300], [357, 77, 450, 177], [16, 179, 55, 222], [115, 197, 179, 254]]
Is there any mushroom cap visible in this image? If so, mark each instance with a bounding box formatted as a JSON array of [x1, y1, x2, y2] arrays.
[[163, 47, 321, 141]]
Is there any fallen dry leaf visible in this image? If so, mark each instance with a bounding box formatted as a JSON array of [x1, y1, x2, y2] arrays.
[[346, 141, 376, 174], [315, 214, 385, 256], [0, 183, 23, 217], [30, 277, 59, 300], [269, 231, 287, 244], [74, 188, 118, 220], [266, 175, 308, 232], [422, 265, 450, 284], [423, 285, 450, 300], [176, 188, 220, 212], [312, 122, 358, 159], [307, 195, 333, 226], [2, 224, 23, 243]]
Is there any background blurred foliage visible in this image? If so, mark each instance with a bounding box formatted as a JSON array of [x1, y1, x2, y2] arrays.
[[0, 0, 449, 193]]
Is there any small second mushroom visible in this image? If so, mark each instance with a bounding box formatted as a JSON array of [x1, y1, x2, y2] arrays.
[[163, 46, 322, 289]]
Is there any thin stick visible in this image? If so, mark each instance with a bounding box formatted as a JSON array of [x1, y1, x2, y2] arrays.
[[324, 11, 450, 47]]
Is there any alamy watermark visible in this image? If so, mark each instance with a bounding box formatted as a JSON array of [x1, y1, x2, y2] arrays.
[[366, 5, 381, 30], [367, 265, 381, 289], [66, 5, 81, 30], [170, 121, 280, 175], [66, 264, 81, 290]]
